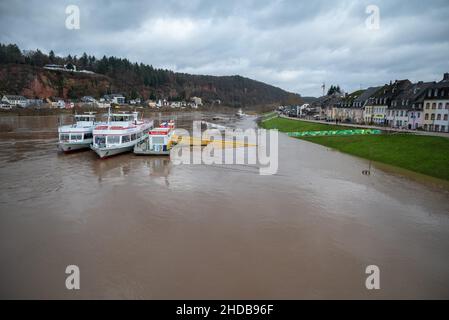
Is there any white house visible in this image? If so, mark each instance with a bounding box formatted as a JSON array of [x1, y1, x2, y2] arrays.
[[2, 95, 28, 108], [407, 110, 424, 130], [0, 101, 13, 110], [104, 94, 125, 105], [191, 96, 203, 107], [385, 81, 433, 130], [365, 80, 412, 125], [386, 107, 409, 129], [129, 98, 141, 105], [422, 74, 449, 133]]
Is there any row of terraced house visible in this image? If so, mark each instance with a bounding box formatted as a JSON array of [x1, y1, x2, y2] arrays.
[[318, 73, 449, 133]]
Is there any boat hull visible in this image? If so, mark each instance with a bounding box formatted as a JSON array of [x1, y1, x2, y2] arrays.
[[134, 148, 170, 156], [91, 145, 134, 158], [58, 141, 91, 152]]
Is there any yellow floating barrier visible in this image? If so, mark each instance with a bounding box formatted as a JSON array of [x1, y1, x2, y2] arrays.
[[171, 134, 257, 148]]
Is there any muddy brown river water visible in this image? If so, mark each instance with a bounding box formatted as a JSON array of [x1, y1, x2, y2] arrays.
[[0, 112, 448, 299]]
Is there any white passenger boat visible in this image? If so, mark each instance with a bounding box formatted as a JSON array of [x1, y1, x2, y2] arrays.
[[235, 108, 245, 117], [58, 113, 97, 152], [201, 120, 226, 131], [134, 120, 175, 155], [91, 111, 153, 158]]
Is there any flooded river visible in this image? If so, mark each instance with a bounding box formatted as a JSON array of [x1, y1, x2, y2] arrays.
[[0, 113, 448, 299]]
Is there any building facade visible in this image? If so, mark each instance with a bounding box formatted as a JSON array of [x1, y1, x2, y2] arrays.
[[1, 95, 28, 107], [365, 80, 412, 125], [422, 74, 449, 133], [104, 94, 125, 105], [386, 81, 434, 130], [335, 87, 381, 124]]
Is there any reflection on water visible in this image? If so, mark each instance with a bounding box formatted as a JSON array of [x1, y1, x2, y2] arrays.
[[0, 113, 449, 299]]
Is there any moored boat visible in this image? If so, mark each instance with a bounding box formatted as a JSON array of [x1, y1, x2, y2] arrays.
[[58, 113, 97, 152], [91, 111, 153, 158], [235, 108, 245, 117], [134, 120, 175, 155]]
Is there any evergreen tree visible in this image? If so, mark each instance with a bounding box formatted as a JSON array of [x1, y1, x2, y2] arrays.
[[327, 85, 342, 96], [49, 50, 56, 63]]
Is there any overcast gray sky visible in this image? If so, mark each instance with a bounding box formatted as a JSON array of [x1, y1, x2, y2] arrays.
[[1, 0, 448, 96]]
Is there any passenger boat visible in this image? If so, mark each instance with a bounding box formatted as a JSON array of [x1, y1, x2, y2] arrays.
[[134, 120, 175, 155], [235, 108, 245, 117], [91, 111, 153, 158], [58, 113, 97, 152], [201, 120, 226, 131]]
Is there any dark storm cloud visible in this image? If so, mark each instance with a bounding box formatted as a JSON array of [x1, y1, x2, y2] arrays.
[[1, 0, 448, 96]]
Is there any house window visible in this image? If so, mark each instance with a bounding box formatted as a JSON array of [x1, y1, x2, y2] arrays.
[[432, 103, 436, 109], [442, 126, 446, 132], [425, 113, 429, 120], [444, 114, 448, 121], [437, 114, 441, 120], [425, 103, 430, 109], [424, 124, 428, 130], [438, 103, 443, 109], [446, 103, 449, 109], [435, 125, 440, 131], [431, 114, 435, 120], [417, 112, 421, 118]]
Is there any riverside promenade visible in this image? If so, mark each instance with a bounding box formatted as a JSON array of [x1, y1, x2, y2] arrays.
[[279, 115, 449, 138]]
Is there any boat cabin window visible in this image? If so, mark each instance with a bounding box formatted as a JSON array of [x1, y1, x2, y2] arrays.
[[111, 115, 132, 122], [70, 134, 82, 141], [75, 116, 94, 122], [107, 136, 120, 144], [95, 136, 106, 145], [131, 133, 137, 141], [84, 132, 93, 139], [122, 135, 130, 143], [151, 136, 165, 145], [60, 134, 70, 141]]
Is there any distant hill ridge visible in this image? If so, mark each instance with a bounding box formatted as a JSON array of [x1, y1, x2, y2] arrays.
[[0, 43, 302, 108]]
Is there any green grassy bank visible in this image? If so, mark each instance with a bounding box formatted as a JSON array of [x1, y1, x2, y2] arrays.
[[260, 117, 449, 181]]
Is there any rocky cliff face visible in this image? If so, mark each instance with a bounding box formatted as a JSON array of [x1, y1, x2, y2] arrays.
[[0, 64, 302, 108], [0, 64, 111, 99]]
